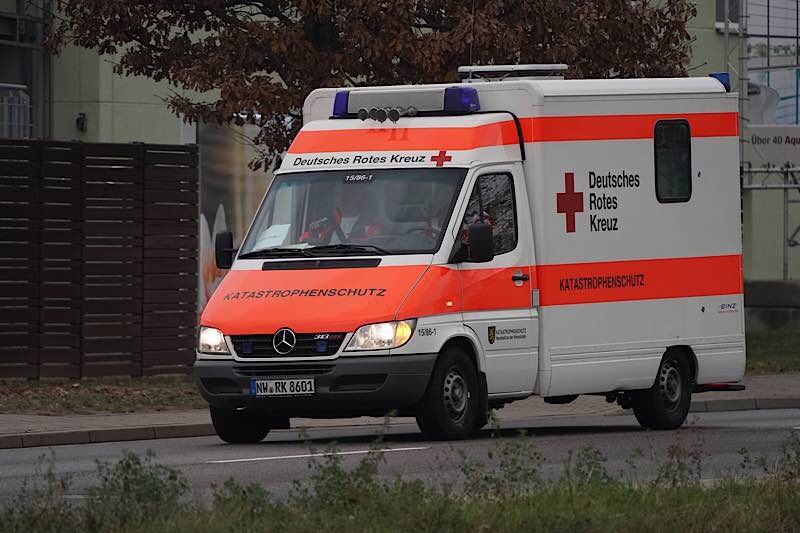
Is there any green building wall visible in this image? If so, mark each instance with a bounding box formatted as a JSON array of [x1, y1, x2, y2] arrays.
[[50, 46, 184, 144]]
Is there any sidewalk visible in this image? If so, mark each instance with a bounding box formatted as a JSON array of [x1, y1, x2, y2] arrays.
[[1, 373, 798, 449]]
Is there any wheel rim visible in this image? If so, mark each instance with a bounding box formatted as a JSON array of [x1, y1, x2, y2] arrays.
[[659, 360, 682, 410], [443, 367, 469, 422]]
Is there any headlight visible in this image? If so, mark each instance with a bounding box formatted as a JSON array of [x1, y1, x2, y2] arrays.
[[345, 320, 416, 351], [198, 326, 230, 354]]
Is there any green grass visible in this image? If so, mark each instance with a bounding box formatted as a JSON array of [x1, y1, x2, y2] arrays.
[[746, 328, 800, 374], [2, 434, 800, 532], [0, 376, 205, 415]]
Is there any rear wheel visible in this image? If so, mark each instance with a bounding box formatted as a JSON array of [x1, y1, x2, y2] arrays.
[[632, 350, 692, 430], [210, 407, 277, 444], [416, 347, 479, 440]]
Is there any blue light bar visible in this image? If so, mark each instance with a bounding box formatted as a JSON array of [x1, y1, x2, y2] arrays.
[[709, 72, 731, 92], [443, 86, 480, 114], [332, 91, 350, 117]]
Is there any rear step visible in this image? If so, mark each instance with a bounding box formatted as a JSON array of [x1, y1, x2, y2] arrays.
[[694, 383, 746, 393]]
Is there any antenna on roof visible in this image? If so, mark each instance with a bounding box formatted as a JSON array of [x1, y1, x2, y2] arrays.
[[458, 64, 569, 83]]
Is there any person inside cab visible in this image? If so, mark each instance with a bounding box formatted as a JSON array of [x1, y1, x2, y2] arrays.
[[300, 184, 383, 244]]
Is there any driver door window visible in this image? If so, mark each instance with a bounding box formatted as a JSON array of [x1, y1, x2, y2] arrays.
[[461, 173, 517, 255]]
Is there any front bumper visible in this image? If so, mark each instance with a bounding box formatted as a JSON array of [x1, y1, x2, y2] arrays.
[[193, 354, 436, 418]]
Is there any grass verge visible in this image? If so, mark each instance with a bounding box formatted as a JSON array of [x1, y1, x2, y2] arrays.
[[2, 433, 800, 532], [746, 328, 800, 373], [0, 375, 205, 415]]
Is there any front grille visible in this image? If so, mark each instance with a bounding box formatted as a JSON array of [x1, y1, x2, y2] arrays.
[[234, 365, 335, 377], [231, 333, 346, 358]]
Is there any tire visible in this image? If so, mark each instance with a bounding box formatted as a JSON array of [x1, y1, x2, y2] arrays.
[[415, 347, 480, 440], [210, 406, 272, 444], [632, 350, 692, 430]]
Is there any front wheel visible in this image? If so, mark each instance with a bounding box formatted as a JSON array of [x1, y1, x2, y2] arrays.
[[415, 347, 480, 440], [632, 350, 692, 430], [210, 407, 273, 444]]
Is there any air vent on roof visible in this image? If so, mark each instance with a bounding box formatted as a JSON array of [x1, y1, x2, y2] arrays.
[[458, 64, 569, 82]]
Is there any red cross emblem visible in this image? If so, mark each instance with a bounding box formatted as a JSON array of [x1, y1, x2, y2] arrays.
[[430, 150, 452, 167], [556, 172, 584, 233]]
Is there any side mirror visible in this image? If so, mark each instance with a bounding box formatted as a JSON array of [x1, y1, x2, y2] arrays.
[[467, 223, 495, 263], [215, 231, 235, 270]]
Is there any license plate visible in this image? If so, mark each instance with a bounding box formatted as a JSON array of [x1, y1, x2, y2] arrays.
[[250, 378, 315, 397]]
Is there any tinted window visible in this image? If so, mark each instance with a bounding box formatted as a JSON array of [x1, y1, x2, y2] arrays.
[[654, 120, 692, 203], [461, 173, 517, 255]]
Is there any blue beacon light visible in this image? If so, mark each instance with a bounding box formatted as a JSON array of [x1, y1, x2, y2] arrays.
[[443, 86, 481, 114], [709, 72, 731, 92], [332, 91, 350, 117]]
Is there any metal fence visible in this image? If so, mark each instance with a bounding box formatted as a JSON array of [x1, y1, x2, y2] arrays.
[[742, 165, 800, 280], [0, 140, 199, 379]]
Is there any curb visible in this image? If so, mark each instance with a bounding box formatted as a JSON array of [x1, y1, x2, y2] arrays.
[[689, 397, 800, 413], [1, 398, 798, 450], [0, 424, 216, 450]]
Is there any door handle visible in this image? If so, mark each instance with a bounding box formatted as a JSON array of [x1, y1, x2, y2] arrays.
[[511, 273, 530, 282]]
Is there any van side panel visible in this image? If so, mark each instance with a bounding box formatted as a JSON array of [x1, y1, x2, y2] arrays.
[[526, 93, 744, 397]]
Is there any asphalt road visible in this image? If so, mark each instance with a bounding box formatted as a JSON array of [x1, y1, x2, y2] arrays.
[[0, 409, 798, 503]]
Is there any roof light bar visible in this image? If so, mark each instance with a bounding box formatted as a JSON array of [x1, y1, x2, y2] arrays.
[[337, 87, 481, 118]]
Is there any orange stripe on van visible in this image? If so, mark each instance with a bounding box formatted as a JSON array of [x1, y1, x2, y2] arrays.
[[522, 112, 738, 143], [287, 112, 739, 153], [537, 254, 743, 306], [287, 121, 520, 153]]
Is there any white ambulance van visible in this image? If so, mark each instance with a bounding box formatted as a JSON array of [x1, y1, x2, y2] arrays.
[[194, 65, 746, 443]]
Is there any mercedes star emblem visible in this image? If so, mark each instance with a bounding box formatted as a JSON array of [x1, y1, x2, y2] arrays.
[[272, 328, 296, 355]]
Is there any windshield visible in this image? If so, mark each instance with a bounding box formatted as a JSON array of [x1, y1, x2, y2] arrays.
[[239, 168, 467, 257]]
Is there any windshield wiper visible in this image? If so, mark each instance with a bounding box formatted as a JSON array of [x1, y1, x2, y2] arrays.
[[305, 244, 391, 256], [237, 247, 314, 259]]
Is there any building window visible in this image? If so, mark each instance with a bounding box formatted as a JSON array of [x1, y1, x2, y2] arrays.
[[716, 0, 739, 30], [654, 120, 692, 204], [461, 173, 517, 255]]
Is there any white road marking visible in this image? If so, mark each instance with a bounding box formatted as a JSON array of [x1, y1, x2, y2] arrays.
[[793, 427, 800, 430], [207, 446, 429, 464]]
